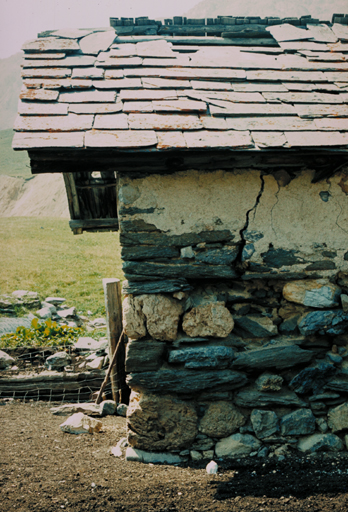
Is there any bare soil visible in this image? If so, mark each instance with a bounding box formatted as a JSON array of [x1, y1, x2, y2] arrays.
[[2, 401, 348, 512]]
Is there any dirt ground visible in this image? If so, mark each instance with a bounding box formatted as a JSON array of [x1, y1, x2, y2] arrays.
[[2, 402, 348, 512]]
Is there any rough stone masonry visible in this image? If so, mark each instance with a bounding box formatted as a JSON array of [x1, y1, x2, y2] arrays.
[[118, 166, 348, 461]]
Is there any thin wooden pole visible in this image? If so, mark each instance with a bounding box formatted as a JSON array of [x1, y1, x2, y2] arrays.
[[103, 278, 123, 403], [95, 329, 124, 405]]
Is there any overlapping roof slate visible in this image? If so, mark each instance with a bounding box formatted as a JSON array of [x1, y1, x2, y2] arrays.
[[12, 16, 348, 152]]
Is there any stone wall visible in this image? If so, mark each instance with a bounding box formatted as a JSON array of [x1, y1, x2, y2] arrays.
[[118, 166, 348, 460]]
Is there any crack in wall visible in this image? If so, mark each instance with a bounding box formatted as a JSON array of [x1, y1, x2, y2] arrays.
[[236, 173, 265, 267], [327, 176, 348, 236]]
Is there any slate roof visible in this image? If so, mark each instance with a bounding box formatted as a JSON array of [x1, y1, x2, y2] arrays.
[[12, 16, 348, 152]]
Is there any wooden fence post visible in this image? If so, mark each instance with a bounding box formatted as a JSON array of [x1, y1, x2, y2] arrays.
[[103, 278, 123, 403]]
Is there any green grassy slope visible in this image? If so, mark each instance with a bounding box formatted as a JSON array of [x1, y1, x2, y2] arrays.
[[0, 128, 30, 177], [0, 217, 124, 316]]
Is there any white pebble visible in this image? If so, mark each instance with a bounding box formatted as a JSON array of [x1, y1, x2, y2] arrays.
[[206, 460, 218, 474]]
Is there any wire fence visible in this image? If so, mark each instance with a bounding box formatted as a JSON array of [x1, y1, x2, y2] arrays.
[[0, 345, 126, 404]]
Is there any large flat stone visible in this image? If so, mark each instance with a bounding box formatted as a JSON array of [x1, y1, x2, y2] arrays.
[[298, 310, 348, 336], [280, 409, 316, 436], [125, 447, 181, 464], [233, 315, 278, 338], [325, 376, 348, 393], [235, 387, 306, 408], [168, 346, 234, 369], [251, 409, 279, 439], [328, 402, 348, 433], [283, 280, 341, 308], [289, 362, 336, 395], [59, 413, 102, 435], [125, 340, 165, 372], [127, 369, 248, 395], [215, 433, 261, 458], [298, 434, 344, 453], [233, 345, 313, 371], [182, 302, 234, 338], [127, 393, 197, 451], [199, 402, 245, 438], [122, 279, 191, 296], [123, 261, 238, 280]]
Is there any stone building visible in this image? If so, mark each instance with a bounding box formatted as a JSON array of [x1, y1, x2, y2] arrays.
[[13, 14, 348, 459]]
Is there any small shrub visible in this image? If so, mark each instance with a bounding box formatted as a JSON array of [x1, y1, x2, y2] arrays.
[[0, 318, 83, 349]]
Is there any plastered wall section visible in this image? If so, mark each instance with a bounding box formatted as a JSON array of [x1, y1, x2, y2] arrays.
[[118, 168, 348, 277]]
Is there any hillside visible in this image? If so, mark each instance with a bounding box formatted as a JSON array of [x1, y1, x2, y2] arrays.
[[0, 129, 30, 178], [185, 0, 348, 20], [0, 53, 22, 131]]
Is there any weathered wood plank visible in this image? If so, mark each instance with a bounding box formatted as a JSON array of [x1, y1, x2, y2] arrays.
[[183, 129, 253, 149], [18, 101, 68, 115], [22, 56, 97, 68], [286, 131, 348, 147], [119, 89, 178, 100], [252, 131, 288, 148], [314, 118, 348, 131], [128, 113, 203, 130], [156, 131, 187, 149], [262, 92, 345, 104], [22, 37, 80, 52], [72, 67, 105, 79], [98, 78, 142, 89], [23, 78, 93, 89], [123, 101, 153, 113], [22, 68, 72, 79], [85, 129, 157, 148], [246, 70, 326, 81], [70, 219, 119, 230], [123, 260, 238, 279], [14, 113, 94, 132], [79, 30, 116, 56], [295, 104, 348, 118], [328, 42, 348, 52], [313, 83, 342, 92], [20, 87, 59, 101], [232, 82, 288, 92], [266, 23, 311, 42], [114, 36, 277, 47], [96, 57, 143, 68], [223, 116, 316, 131], [332, 23, 348, 42], [23, 52, 66, 59], [152, 99, 207, 112], [12, 131, 84, 149], [210, 103, 296, 116], [59, 90, 117, 103], [185, 90, 266, 103], [158, 23, 270, 37], [141, 78, 191, 89], [191, 80, 232, 91], [136, 40, 177, 58], [306, 24, 338, 43], [277, 54, 348, 72], [93, 113, 129, 129]]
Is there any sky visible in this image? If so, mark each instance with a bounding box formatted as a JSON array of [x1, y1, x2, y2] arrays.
[[0, 0, 200, 59]]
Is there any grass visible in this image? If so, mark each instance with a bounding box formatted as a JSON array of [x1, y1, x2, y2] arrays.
[[0, 128, 31, 178], [0, 217, 124, 316]]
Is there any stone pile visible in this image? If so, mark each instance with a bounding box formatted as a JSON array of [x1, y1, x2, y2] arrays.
[[122, 277, 348, 461], [0, 290, 107, 334]]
